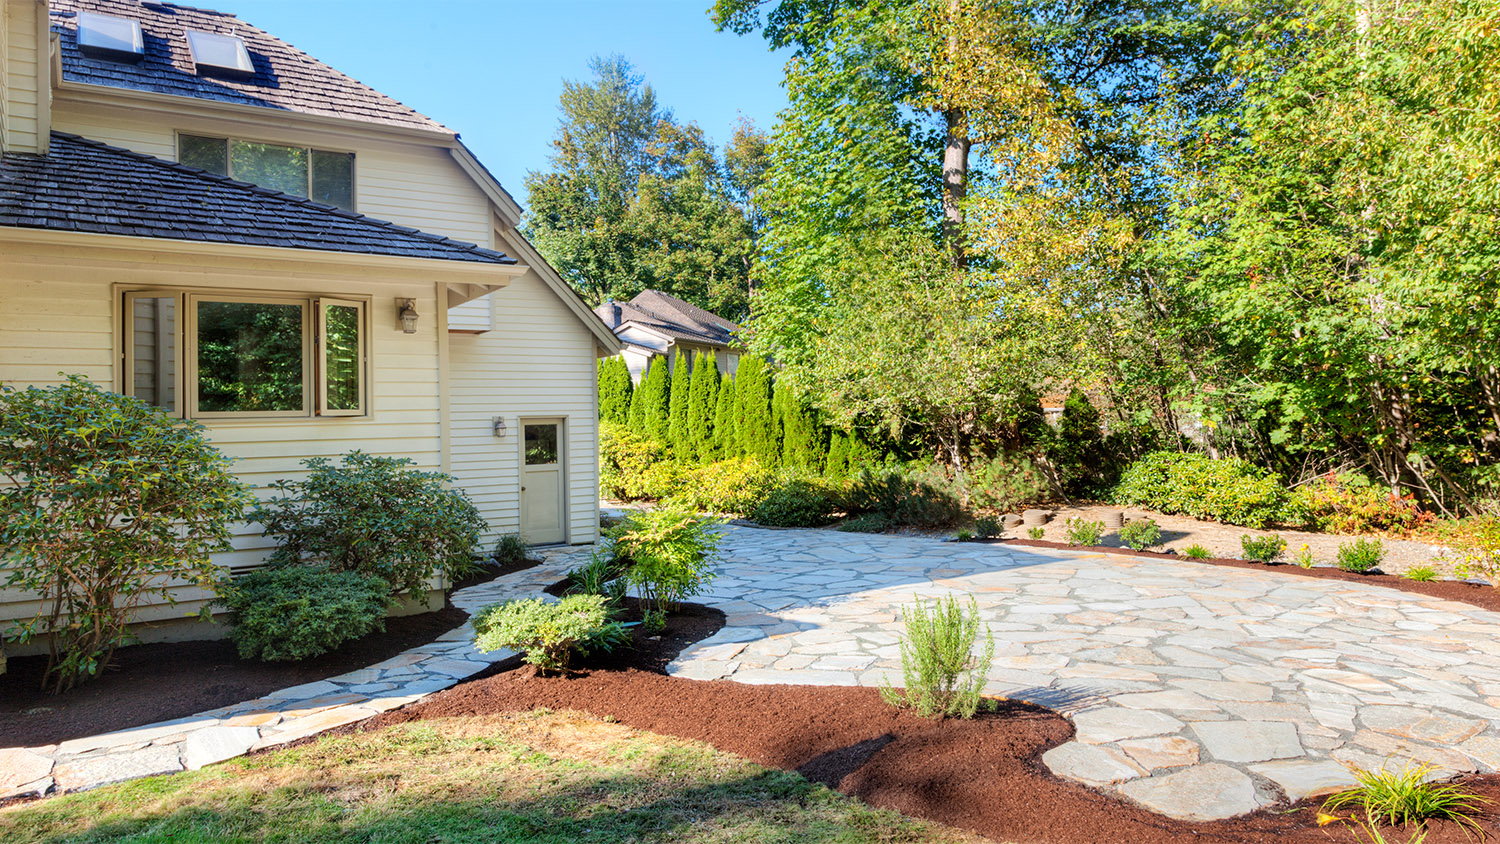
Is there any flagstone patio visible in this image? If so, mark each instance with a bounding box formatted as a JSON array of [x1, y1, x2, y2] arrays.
[[548, 525, 1500, 822]]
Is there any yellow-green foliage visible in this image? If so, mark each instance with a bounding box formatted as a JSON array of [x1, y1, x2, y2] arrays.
[[473, 594, 624, 673], [667, 458, 776, 514], [1113, 452, 1293, 529]]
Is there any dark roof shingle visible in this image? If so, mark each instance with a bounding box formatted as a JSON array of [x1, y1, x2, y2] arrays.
[[594, 290, 741, 348], [53, 0, 449, 132], [0, 132, 515, 264]]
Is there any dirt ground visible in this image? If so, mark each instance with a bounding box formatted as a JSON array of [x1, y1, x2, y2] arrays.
[[1021, 504, 1460, 577]]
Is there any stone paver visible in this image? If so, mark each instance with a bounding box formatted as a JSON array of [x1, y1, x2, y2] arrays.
[[575, 525, 1500, 821]]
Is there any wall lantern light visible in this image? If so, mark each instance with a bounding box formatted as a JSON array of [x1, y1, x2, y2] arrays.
[[396, 298, 419, 334], [491, 416, 507, 438]]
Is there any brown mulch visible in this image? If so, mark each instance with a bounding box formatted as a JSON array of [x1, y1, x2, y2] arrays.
[[0, 556, 538, 749], [996, 537, 1500, 614], [359, 599, 1500, 844]]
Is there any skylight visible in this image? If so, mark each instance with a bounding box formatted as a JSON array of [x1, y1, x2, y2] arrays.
[[185, 30, 254, 76], [76, 11, 144, 63]]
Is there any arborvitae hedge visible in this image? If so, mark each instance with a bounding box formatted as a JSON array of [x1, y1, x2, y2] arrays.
[[777, 386, 822, 469], [666, 352, 692, 458], [735, 355, 776, 464], [713, 373, 738, 459], [633, 358, 671, 444], [686, 352, 719, 463], [598, 357, 632, 426]]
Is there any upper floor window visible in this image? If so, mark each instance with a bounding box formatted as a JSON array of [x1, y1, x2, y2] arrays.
[[123, 289, 368, 419], [178, 134, 355, 211]]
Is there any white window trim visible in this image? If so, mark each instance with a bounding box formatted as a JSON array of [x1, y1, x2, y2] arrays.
[[117, 285, 371, 421], [316, 297, 368, 418]]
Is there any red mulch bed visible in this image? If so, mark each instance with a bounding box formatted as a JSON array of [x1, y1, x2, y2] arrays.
[[0, 557, 535, 748], [994, 537, 1500, 613], [357, 600, 1500, 844]]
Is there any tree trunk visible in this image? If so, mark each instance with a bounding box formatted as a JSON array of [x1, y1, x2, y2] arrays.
[[942, 108, 971, 269]]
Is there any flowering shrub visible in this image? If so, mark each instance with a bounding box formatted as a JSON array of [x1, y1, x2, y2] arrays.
[[1289, 472, 1432, 535], [1112, 451, 1292, 529]]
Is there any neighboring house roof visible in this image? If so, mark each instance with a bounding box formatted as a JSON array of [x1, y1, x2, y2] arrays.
[[0, 132, 516, 265], [51, 0, 450, 133], [594, 290, 742, 350]]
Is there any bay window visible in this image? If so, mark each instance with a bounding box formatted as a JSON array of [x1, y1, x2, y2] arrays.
[[122, 290, 368, 419]]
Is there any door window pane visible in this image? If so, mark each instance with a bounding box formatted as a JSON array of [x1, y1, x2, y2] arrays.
[[323, 303, 362, 412], [311, 150, 354, 210], [230, 140, 308, 197], [524, 424, 559, 465], [196, 300, 304, 413], [178, 134, 228, 174], [128, 295, 177, 413]]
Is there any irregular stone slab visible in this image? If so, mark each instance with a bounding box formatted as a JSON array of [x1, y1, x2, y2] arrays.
[[53, 716, 217, 756], [1359, 705, 1485, 744], [184, 726, 260, 770], [1192, 720, 1303, 764], [1118, 735, 1200, 771], [1072, 708, 1185, 744], [0, 748, 53, 792], [1458, 735, 1500, 771], [1, 776, 51, 799], [53, 744, 183, 791], [1043, 741, 1146, 786], [1250, 759, 1360, 803], [1118, 763, 1268, 821]]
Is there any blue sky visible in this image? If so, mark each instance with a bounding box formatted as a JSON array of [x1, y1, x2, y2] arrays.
[[206, 1, 790, 207]]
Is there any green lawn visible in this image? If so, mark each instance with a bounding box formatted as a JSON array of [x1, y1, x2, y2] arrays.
[[0, 709, 978, 843]]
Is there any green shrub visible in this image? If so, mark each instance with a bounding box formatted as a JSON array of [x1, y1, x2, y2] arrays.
[[1027, 526, 1046, 540], [667, 458, 775, 514], [880, 596, 995, 719], [1064, 518, 1105, 547], [1118, 518, 1163, 551], [1292, 543, 1316, 568], [473, 595, 627, 673], [955, 528, 975, 541], [962, 453, 1053, 513], [599, 422, 669, 500], [1112, 451, 1292, 529], [218, 566, 389, 662], [493, 533, 532, 568], [1289, 472, 1432, 535], [607, 504, 722, 629], [1337, 537, 1385, 572], [1048, 390, 1114, 497], [561, 551, 629, 606], [1447, 517, 1500, 586], [1322, 764, 1487, 832], [752, 476, 844, 527], [0, 376, 252, 692], [973, 515, 1002, 539], [1182, 544, 1213, 560], [837, 513, 892, 533], [1240, 534, 1287, 563], [252, 451, 484, 598], [847, 466, 964, 528], [1405, 565, 1438, 582]]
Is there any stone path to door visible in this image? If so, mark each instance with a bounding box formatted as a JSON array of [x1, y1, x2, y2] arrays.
[[547, 525, 1500, 822]]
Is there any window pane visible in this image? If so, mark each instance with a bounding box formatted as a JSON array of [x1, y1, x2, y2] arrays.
[[323, 303, 362, 411], [196, 301, 304, 413], [524, 424, 559, 465], [311, 150, 354, 210], [230, 140, 308, 197], [128, 296, 177, 413], [179, 134, 228, 174]]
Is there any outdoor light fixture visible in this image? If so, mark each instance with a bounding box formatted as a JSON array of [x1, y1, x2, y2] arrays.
[[491, 416, 507, 438], [397, 298, 419, 334]]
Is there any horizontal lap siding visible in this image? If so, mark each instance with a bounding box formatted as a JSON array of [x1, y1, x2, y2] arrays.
[[3, 0, 44, 153], [0, 243, 445, 630], [49, 103, 493, 245], [448, 272, 601, 546]]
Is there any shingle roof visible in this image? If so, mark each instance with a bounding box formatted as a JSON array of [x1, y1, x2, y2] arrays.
[[594, 290, 741, 348], [0, 132, 515, 265], [52, 0, 449, 133]]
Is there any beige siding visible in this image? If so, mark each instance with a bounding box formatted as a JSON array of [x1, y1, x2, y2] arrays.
[[50, 101, 493, 244], [448, 272, 601, 546], [2, 0, 46, 154], [0, 238, 449, 634]]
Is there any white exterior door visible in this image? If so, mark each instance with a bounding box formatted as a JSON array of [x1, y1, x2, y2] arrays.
[[520, 419, 566, 544]]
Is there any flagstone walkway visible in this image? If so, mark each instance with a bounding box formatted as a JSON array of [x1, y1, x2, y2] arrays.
[[548, 526, 1500, 822]]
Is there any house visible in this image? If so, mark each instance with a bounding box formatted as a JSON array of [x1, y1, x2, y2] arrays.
[[0, 0, 620, 647], [593, 289, 744, 382]]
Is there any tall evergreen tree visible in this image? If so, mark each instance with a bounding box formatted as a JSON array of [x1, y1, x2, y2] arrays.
[[666, 353, 693, 457], [824, 432, 851, 479], [686, 352, 720, 462], [633, 358, 671, 443], [735, 355, 776, 464], [712, 374, 739, 459], [778, 385, 824, 470], [598, 357, 633, 425]]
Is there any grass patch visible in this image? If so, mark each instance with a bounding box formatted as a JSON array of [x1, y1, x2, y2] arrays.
[[0, 710, 977, 843]]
